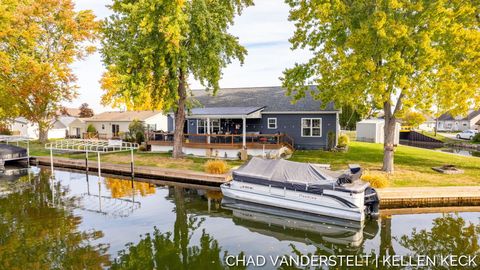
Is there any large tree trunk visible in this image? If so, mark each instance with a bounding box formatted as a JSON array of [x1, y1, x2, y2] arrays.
[[434, 118, 439, 137], [382, 102, 396, 173], [173, 71, 187, 158], [38, 122, 49, 144]]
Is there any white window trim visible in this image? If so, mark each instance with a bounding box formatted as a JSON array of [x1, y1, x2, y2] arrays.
[[301, 118, 322, 137], [197, 119, 206, 134], [267, 118, 277, 129], [197, 119, 220, 134]]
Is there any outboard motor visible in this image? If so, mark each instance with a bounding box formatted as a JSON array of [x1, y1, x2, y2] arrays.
[[364, 187, 380, 218]]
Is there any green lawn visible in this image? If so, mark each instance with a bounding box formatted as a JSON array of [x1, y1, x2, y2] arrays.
[[290, 141, 480, 187], [28, 141, 244, 172], [28, 140, 480, 186]]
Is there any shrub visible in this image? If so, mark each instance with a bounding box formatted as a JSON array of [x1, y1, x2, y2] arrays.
[[204, 160, 228, 174], [138, 145, 147, 152], [473, 133, 480, 143], [129, 119, 146, 144], [361, 171, 389, 188], [337, 134, 350, 147], [86, 124, 97, 133]]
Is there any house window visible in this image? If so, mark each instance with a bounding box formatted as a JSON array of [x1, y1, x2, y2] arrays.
[[102, 124, 105, 130], [301, 118, 322, 137], [147, 124, 157, 131], [267, 118, 277, 129], [197, 119, 220, 134]]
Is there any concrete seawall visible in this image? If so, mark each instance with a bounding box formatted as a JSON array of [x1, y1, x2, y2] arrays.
[[33, 156, 480, 209], [33, 156, 228, 187], [377, 186, 480, 209]]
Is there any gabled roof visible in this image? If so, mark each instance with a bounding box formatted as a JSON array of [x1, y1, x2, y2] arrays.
[[439, 109, 480, 121], [190, 86, 337, 112], [14, 117, 28, 124], [85, 111, 163, 122], [55, 116, 77, 128]]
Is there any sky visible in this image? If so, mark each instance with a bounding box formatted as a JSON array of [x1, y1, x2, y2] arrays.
[[69, 0, 311, 113]]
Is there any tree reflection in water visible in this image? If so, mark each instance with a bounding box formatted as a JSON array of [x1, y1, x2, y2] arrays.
[[111, 187, 245, 270], [398, 214, 480, 269], [0, 171, 110, 269], [104, 177, 156, 198]]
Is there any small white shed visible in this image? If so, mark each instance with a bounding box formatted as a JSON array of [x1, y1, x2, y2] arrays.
[[356, 119, 400, 144]]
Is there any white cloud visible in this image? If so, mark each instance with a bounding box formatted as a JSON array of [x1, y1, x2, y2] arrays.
[[67, 0, 311, 112]]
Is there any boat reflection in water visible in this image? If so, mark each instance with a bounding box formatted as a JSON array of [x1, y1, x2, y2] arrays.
[[221, 197, 379, 252]]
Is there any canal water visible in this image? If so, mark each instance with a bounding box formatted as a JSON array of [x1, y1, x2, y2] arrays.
[[1, 167, 479, 269]]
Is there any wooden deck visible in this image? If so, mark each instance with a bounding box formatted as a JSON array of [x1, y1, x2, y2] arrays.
[[33, 156, 228, 186], [147, 132, 295, 150]]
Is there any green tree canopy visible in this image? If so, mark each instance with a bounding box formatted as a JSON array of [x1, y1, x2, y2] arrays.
[[101, 0, 253, 158], [282, 0, 480, 172]]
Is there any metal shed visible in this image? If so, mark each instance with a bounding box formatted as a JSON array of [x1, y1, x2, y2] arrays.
[[356, 119, 400, 144]]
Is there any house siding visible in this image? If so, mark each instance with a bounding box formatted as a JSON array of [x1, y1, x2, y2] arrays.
[[180, 113, 337, 150], [255, 114, 337, 150]]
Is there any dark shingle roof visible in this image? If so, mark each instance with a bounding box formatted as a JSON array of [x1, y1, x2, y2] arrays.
[[439, 109, 480, 121], [190, 86, 336, 112]]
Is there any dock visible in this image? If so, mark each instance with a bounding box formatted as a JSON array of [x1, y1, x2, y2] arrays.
[[33, 156, 228, 186], [377, 186, 480, 209]]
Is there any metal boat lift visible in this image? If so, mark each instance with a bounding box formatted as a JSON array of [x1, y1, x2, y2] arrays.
[[0, 135, 32, 171], [45, 139, 139, 179]]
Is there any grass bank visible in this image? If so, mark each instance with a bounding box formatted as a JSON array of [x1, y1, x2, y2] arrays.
[[28, 141, 244, 172], [290, 141, 480, 187], [29, 140, 480, 187]]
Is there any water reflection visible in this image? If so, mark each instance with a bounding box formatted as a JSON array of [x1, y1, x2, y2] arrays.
[[105, 177, 156, 198], [398, 214, 480, 268], [0, 168, 479, 269], [0, 169, 110, 269]]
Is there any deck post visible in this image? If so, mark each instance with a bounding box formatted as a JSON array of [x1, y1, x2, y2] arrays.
[[50, 148, 54, 178], [242, 117, 246, 148], [27, 140, 30, 167], [97, 152, 101, 178], [207, 117, 211, 144], [85, 149, 89, 173], [130, 148, 134, 178]]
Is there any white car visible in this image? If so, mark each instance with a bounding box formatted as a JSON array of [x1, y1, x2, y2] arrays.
[[456, 130, 478, 140]]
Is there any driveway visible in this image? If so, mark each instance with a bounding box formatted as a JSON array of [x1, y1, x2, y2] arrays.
[[437, 132, 460, 140]]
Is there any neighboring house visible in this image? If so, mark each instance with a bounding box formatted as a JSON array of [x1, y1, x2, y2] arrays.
[[437, 110, 480, 132], [8, 116, 76, 139], [9, 117, 34, 137], [356, 119, 401, 144], [148, 86, 340, 158], [418, 115, 436, 132], [80, 111, 168, 139], [68, 118, 87, 138]]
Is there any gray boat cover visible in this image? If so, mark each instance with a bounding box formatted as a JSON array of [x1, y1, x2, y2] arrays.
[[233, 157, 337, 184]]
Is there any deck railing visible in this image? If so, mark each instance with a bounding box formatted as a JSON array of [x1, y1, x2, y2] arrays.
[[147, 132, 294, 149]]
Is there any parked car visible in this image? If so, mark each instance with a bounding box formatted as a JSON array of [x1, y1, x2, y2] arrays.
[[456, 130, 478, 140]]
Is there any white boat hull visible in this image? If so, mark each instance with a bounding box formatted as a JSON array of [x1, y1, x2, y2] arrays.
[[221, 181, 366, 221]]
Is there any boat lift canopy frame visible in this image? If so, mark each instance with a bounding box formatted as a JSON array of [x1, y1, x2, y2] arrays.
[[45, 139, 139, 178], [0, 136, 32, 168]]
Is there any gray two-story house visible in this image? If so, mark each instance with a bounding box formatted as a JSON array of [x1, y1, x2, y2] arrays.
[[148, 86, 340, 158]]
